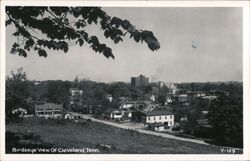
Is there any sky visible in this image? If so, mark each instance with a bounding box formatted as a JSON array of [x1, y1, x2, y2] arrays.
[[5, 7, 243, 83]]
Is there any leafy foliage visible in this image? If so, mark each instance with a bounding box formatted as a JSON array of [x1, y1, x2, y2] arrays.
[[6, 68, 31, 122], [46, 81, 71, 104], [6, 7, 160, 59], [208, 94, 243, 147]]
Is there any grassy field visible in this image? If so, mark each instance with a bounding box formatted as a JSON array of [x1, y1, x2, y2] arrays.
[[6, 117, 242, 154]]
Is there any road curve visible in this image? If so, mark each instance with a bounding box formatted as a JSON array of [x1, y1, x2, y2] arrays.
[[79, 114, 211, 146]]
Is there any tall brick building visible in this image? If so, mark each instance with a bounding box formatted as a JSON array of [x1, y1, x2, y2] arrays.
[[131, 74, 149, 87]]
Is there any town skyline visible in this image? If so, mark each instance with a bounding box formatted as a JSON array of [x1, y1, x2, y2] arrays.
[[10, 72, 242, 85], [6, 7, 243, 83]]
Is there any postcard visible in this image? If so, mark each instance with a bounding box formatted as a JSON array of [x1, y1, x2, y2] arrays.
[[0, 1, 249, 161]]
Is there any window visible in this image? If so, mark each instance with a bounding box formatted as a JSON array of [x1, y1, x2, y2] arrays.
[[159, 116, 161, 120], [154, 117, 156, 120], [170, 115, 172, 119], [148, 117, 150, 121], [165, 116, 167, 119]]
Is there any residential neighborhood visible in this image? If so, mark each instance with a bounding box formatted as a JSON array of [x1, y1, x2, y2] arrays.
[[4, 6, 244, 155], [6, 73, 243, 149]]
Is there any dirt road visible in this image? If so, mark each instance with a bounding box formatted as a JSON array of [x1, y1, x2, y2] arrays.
[[79, 114, 211, 145]]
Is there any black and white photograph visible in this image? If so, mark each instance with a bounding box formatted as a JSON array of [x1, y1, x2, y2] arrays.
[[0, 1, 250, 161]]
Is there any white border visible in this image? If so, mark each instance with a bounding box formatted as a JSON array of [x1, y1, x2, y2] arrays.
[[0, 1, 249, 161]]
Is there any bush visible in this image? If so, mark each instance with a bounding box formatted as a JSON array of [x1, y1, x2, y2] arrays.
[[172, 126, 181, 131]]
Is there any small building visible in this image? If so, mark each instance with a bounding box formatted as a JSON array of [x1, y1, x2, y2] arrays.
[[150, 95, 156, 102], [104, 108, 132, 121], [165, 96, 173, 105], [120, 102, 134, 109], [64, 112, 82, 120], [119, 100, 157, 111], [180, 115, 188, 121], [105, 94, 113, 102], [69, 88, 83, 96], [111, 110, 123, 119], [148, 123, 165, 131], [35, 103, 63, 118], [123, 110, 133, 119], [141, 110, 174, 127], [194, 91, 206, 97], [169, 83, 177, 95], [201, 110, 209, 115], [202, 95, 218, 100], [104, 109, 123, 120], [178, 94, 188, 98], [12, 108, 27, 117], [158, 82, 178, 94]]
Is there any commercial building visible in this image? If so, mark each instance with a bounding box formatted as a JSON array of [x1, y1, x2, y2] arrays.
[[141, 110, 174, 127], [35, 103, 63, 118], [131, 74, 149, 87]]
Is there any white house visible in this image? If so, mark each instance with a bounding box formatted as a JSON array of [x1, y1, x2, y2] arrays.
[[141, 110, 174, 127], [158, 82, 178, 95], [165, 96, 173, 105], [69, 88, 83, 96], [169, 83, 177, 94], [202, 95, 218, 100], [119, 102, 134, 109], [105, 94, 113, 102], [193, 91, 206, 97], [12, 108, 27, 117], [150, 95, 156, 102], [64, 112, 82, 120], [110, 110, 123, 119], [104, 109, 123, 120]]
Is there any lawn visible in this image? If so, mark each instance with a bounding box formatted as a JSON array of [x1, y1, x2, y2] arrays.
[[6, 117, 242, 154]]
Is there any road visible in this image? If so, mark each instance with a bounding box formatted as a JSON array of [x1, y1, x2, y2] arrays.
[[79, 114, 211, 146]]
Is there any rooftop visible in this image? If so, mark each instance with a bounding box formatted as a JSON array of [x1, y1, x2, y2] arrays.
[[142, 110, 173, 116], [35, 103, 63, 111]]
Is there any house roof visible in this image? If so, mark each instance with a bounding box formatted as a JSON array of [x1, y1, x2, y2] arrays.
[[35, 103, 63, 111], [104, 108, 124, 113], [142, 110, 173, 116]]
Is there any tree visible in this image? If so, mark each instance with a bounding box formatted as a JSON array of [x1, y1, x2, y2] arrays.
[[157, 85, 170, 105], [6, 68, 30, 122], [6, 7, 160, 59], [46, 80, 71, 105], [108, 82, 131, 98], [130, 86, 143, 100], [157, 93, 166, 106], [208, 94, 243, 147]]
